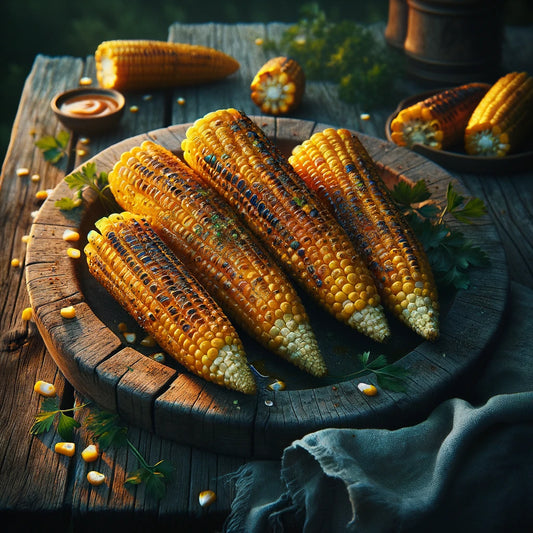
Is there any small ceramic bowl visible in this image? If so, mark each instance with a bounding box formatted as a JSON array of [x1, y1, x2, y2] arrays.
[[51, 88, 125, 134]]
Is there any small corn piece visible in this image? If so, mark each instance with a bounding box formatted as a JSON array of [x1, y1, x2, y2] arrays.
[[87, 471, 106, 486], [390, 83, 488, 150], [250, 56, 305, 115], [34, 380, 56, 397], [95, 40, 240, 91], [60, 305, 77, 319], [182, 109, 390, 342], [108, 141, 326, 377], [81, 444, 99, 463], [289, 128, 439, 340], [84, 212, 256, 394], [465, 71, 533, 157], [55, 442, 76, 457]]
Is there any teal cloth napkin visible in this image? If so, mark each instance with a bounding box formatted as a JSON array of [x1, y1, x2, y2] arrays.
[[223, 282, 533, 532]]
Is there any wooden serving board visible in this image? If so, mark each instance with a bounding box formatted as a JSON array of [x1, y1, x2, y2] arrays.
[[25, 117, 509, 459]]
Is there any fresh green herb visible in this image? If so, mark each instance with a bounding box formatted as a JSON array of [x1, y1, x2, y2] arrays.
[[266, 4, 402, 108], [35, 131, 70, 163], [55, 162, 112, 211], [85, 407, 175, 499], [390, 180, 489, 290], [30, 396, 86, 440]]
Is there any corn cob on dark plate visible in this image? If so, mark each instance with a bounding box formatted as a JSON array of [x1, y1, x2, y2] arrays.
[[25, 118, 508, 458], [386, 89, 533, 174]]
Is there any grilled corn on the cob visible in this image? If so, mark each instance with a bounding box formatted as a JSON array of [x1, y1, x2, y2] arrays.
[[182, 108, 390, 343], [107, 141, 327, 377], [465, 71, 533, 156], [390, 83, 488, 150], [84, 212, 256, 394], [290, 128, 439, 340], [95, 40, 240, 91], [250, 57, 305, 115]]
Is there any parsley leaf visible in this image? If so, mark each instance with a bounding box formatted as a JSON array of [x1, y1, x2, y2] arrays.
[[30, 396, 84, 440], [35, 131, 70, 164]]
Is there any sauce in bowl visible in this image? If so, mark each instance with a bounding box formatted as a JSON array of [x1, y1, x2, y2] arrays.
[[60, 94, 120, 117]]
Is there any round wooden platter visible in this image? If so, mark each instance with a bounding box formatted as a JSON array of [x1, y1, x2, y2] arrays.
[[25, 117, 509, 459]]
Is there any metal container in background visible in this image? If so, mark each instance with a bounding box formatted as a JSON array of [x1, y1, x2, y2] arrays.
[[400, 0, 505, 84], [385, 0, 409, 49]]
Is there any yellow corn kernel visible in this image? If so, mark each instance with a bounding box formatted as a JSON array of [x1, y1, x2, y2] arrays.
[[55, 442, 76, 457], [60, 305, 76, 319], [16, 167, 30, 177], [357, 382, 378, 396], [31, 174, 41, 182], [63, 229, 80, 242], [22, 307, 33, 321], [79, 76, 93, 86], [87, 471, 106, 486], [35, 189, 49, 201], [34, 380, 56, 397], [81, 444, 99, 462], [198, 490, 217, 508], [67, 247, 81, 259], [22, 235, 31, 244], [11, 258, 20, 267]]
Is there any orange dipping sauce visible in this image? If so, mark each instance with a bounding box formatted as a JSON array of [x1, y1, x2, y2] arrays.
[[60, 94, 120, 117]]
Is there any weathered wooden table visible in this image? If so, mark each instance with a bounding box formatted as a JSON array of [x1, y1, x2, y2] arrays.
[[1, 22, 532, 532]]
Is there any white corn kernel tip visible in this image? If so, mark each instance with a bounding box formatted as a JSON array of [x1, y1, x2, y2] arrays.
[[79, 77, 93, 86], [11, 258, 20, 267], [67, 247, 81, 259], [60, 306, 76, 319], [199, 489, 216, 508], [79, 137, 90, 145], [357, 382, 378, 396], [129, 105, 139, 113], [34, 380, 56, 397], [55, 442, 76, 457], [87, 471, 106, 486], [177, 97, 186, 105], [16, 167, 30, 177], [62, 229, 80, 242], [22, 307, 33, 321], [81, 444, 99, 462], [31, 174, 41, 182], [360, 113, 371, 121]]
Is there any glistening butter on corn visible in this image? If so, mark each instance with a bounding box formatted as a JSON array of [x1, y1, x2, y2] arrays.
[[95, 40, 240, 91], [465, 71, 533, 157], [182, 108, 390, 342], [289, 128, 439, 340], [84, 212, 256, 394], [390, 83, 488, 150], [107, 141, 326, 377]]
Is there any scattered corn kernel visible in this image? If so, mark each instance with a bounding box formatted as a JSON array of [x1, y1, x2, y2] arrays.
[[35, 190, 49, 201], [60, 305, 76, 319], [129, 105, 139, 113], [79, 76, 93, 86], [11, 258, 20, 267], [31, 174, 41, 182], [123, 332, 136, 343], [62, 229, 80, 242], [360, 113, 371, 121], [81, 444, 99, 462], [151, 352, 166, 363], [198, 490, 216, 508], [118, 322, 128, 332], [22, 307, 33, 321], [67, 247, 81, 259], [87, 471, 106, 486], [357, 382, 378, 396], [16, 167, 30, 177], [177, 97, 186, 106], [22, 235, 31, 243], [143, 94, 153, 101], [34, 380, 56, 397], [55, 442, 76, 457], [77, 149, 88, 157], [267, 379, 286, 391], [31, 210, 39, 219], [140, 335, 156, 347], [255, 37, 264, 46]]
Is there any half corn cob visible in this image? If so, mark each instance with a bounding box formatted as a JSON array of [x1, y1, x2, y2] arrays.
[[250, 57, 306, 115], [95, 40, 240, 91], [84, 212, 256, 394], [390, 83, 489, 150], [465, 71, 533, 156], [290, 128, 439, 340], [107, 140, 327, 377], [182, 108, 390, 343]]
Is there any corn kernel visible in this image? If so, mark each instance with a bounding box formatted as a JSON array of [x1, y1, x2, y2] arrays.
[[22, 307, 33, 321], [79, 137, 90, 145], [177, 97, 186, 106], [63, 229, 80, 242], [198, 489, 216, 508], [87, 471, 106, 486], [151, 352, 166, 363], [55, 442, 76, 457], [255, 37, 264, 46], [11, 258, 20, 267], [31, 174, 41, 182], [123, 332, 136, 343], [129, 105, 139, 113], [35, 190, 49, 201], [79, 76, 93, 86], [357, 382, 378, 396], [16, 167, 30, 177], [67, 247, 81, 259], [360, 113, 371, 121], [22, 235, 31, 244], [60, 306, 76, 319], [81, 444, 99, 462], [77, 149, 88, 157], [34, 380, 56, 397]]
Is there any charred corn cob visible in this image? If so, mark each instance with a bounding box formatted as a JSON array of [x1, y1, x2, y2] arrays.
[[465, 71, 533, 156], [390, 83, 488, 150], [182, 108, 390, 343], [95, 40, 240, 91], [84, 212, 256, 394], [250, 57, 305, 115], [290, 128, 439, 340], [107, 141, 327, 377]]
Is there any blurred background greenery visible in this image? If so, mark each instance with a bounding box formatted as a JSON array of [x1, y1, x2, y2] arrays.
[[1, 0, 532, 163]]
